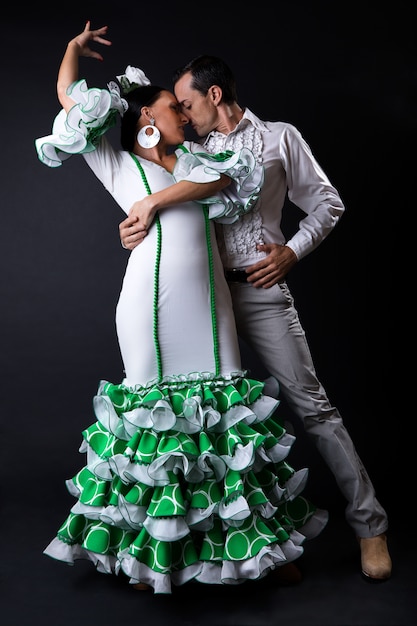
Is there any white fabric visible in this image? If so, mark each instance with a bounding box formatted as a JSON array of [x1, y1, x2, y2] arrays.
[[35, 82, 264, 388], [204, 111, 389, 538], [204, 108, 346, 265], [81, 137, 260, 385]]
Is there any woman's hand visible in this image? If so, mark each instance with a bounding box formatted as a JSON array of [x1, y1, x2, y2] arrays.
[[71, 20, 112, 60], [57, 21, 112, 110], [118, 196, 160, 250], [129, 196, 159, 230]]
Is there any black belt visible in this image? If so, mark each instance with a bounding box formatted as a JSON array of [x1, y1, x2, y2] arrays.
[[225, 269, 248, 283]]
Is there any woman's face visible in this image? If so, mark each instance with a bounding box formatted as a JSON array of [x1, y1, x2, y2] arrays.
[[150, 90, 189, 146]]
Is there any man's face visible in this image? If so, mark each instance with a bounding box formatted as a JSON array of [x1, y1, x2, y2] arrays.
[[174, 72, 219, 137]]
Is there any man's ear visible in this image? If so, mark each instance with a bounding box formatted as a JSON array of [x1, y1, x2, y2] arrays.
[[209, 85, 222, 106]]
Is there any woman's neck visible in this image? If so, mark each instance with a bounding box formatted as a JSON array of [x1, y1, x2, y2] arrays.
[[134, 147, 177, 173]]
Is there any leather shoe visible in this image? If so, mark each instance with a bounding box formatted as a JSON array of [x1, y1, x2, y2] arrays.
[[132, 582, 151, 591], [271, 561, 302, 585], [358, 533, 392, 582]]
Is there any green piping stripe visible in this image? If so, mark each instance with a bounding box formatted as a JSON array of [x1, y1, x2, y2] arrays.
[[129, 153, 163, 381], [177, 143, 220, 373], [203, 205, 220, 376]]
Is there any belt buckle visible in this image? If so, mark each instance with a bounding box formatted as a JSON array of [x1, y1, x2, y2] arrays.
[[226, 268, 248, 283]]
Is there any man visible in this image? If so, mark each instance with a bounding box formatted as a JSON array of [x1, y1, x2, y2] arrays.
[[119, 55, 391, 583]]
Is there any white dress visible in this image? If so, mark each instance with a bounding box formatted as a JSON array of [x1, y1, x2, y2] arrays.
[[35, 79, 328, 594], [83, 140, 251, 387]]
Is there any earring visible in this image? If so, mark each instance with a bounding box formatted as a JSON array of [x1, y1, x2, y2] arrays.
[[137, 118, 161, 149]]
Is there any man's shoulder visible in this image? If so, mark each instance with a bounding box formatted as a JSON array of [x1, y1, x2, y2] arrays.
[[259, 118, 299, 134], [244, 109, 299, 135]]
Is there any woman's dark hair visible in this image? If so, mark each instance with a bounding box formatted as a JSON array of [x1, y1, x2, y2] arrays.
[[120, 84, 165, 151], [172, 55, 237, 105]]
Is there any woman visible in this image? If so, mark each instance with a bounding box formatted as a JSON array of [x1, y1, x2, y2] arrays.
[[35, 21, 327, 594]]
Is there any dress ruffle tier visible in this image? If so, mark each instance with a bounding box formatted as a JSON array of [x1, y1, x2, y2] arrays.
[[44, 373, 328, 594]]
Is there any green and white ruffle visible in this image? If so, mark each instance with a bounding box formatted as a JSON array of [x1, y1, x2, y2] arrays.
[[35, 79, 263, 223], [173, 146, 264, 223], [35, 79, 125, 168], [44, 373, 328, 594]]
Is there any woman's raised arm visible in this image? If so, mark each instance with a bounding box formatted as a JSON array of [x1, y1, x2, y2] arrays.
[[57, 20, 112, 112]]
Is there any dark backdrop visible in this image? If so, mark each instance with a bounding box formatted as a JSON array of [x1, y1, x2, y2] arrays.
[[1, 2, 413, 530]]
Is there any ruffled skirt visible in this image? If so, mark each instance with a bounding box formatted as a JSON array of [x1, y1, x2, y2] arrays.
[[44, 373, 328, 594]]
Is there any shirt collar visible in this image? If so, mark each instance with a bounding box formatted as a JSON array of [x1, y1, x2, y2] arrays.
[[239, 108, 269, 133], [205, 107, 269, 142]]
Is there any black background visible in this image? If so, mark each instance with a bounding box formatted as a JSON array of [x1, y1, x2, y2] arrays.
[[1, 2, 415, 624]]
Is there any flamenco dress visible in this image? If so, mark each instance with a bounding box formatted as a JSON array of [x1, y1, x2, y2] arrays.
[[35, 78, 328, 594]]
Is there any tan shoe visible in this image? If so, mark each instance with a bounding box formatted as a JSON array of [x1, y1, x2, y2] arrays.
[[358, 533, 392, 582], [132, 582, 152, 591]]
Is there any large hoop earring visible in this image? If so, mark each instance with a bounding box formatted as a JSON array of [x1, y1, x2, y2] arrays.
[[137, 119, 161, 149]]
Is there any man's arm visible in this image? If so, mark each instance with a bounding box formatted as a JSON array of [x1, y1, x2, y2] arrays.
[[120, 214, 146, 250]]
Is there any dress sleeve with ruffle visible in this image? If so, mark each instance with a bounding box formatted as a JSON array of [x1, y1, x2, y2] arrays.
[[35, 79, 125, 168], [35, 80, 264, 222], [174, 144, 264, 224]]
